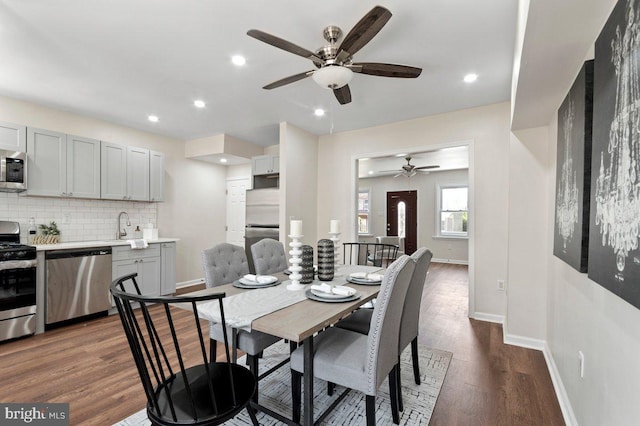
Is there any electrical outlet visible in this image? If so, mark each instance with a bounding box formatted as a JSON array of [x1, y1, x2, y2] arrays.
[[578, 351, 585, 378], [497, 280, 505, 291], [63, 213, 71, 225]]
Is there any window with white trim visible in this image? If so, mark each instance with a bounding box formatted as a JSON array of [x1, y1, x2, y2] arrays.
[[358, 189, 370, 234], [438, 185, 468, 237]]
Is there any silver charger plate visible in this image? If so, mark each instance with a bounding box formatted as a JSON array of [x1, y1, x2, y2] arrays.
[[310, 288, 353, 299], [233, 280, 281, 289], [305, 288, 361, 303], [346, 276, 382, 286]]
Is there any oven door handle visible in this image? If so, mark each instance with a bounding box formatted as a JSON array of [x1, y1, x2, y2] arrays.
[[0, 259, 37, 271]]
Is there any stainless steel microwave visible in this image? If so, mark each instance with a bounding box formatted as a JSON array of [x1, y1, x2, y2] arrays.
[[0, 149, 26, 192]]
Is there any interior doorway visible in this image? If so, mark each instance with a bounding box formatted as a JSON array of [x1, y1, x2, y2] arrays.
[[387, 190, 417, 254], [226, 177, 250, 246]]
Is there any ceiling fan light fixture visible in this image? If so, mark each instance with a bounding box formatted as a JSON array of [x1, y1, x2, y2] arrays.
[[312, 66, 353, 89]]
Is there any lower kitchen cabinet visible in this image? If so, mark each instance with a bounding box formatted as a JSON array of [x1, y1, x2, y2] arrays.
[[160, 242, 176, 295], [112, 244, 162, 297]]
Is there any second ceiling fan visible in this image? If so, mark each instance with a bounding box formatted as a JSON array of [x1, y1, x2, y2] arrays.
[[247, 6, 422, 105], [379, 156, 440, 178]]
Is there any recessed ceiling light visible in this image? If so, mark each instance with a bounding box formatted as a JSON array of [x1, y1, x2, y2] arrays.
[[231, 55, 246, 66], [368, 170, 374, 175], [464, 73, 478, 83], [220, 158, 228, 163], [395, 153, 407, 157], [314, 108, 325, 117], [194, 100, 206, 108], [148, 115, 159, 122]]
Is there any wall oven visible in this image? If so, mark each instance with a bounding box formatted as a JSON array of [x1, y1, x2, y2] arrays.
[[0, 149, 27, 192], [0, 221, 37, 342]]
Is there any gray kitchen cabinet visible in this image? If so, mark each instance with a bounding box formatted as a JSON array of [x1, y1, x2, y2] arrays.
[[0, 121, 26, 151], [150, 150, 164, 202], [66, 135, 101, 198], [101, 141, 127, 200], [101, 141, 153, 201], [127, 146, 150, 201], [252, 155, 279, 175], [160, 242, 176, 295], [27, 129, 101, 198], [112, 244, 161, 296], [26, 128, 66, 197]]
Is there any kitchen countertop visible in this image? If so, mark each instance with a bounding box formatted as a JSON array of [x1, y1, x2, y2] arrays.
[[34, 237, 179, 251]]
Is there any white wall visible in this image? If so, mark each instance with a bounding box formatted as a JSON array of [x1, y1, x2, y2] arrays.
[[544, 111, 640, 425], [280, 122, 318, 245], [506, 127, 551, 343], [359, 169, 469, 263], [0, 95, 227, 284], [317, 102, 510, 319]]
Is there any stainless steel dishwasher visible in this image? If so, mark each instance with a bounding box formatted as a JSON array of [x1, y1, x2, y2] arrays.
[[45, 247, 112, 325]]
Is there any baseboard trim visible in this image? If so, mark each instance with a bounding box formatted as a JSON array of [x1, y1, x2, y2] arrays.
[[542, 342, 578, 426], [177, 278, 205, 289], [503, 332, 545, 351], [472, 312, 504, 324], [431, 258, 469, 265]]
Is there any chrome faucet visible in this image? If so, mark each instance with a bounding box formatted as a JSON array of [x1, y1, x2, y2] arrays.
[[117, 211, 131, 239]]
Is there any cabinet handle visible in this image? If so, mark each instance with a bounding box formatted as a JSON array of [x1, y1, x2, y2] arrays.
[[123, 196, 127, 200], [68, 192, 73, 196]]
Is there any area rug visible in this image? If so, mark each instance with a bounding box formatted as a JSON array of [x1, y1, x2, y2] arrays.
[[114, 342, 451, 425]]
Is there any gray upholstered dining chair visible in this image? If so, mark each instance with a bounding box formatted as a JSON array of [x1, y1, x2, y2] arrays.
[[290, 255, 416, 425], [202, 243, 281, 402], [250, 238, 288, 275], [334, 247, 433, 411]]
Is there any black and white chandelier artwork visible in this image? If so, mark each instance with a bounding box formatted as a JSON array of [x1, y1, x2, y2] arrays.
[[593, 0, 640, 273], [553, 60, 592, 273], [556, 100, 579, 249], [590, 0, 640, 308]]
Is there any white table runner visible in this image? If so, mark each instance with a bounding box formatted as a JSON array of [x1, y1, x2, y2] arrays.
[[197, 265, 382, 331]]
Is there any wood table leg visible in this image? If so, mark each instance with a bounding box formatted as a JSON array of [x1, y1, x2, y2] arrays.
[[303, 337, 314, 425]]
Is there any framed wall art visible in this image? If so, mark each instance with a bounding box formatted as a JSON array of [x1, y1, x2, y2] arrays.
[[589, 0, 640, 309], [553, 60, 593, 273]]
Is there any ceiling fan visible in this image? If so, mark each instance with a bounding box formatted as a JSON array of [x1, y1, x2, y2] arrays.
[[247, 5, 422, 105], [379, 156, 440, 178]]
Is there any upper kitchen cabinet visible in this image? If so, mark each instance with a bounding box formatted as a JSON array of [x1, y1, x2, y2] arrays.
[[127, 146, 150, 201], [66, 135, 101, 198], [150, 150, 164, 202], [27, 128, 100, 198], [0, 121, 26, 152], [101, 142, 150, 201], [101, 141, 127, 199], [252, 155, 279, 175]]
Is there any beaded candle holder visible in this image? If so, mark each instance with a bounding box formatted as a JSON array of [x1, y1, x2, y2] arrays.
[[329, 232, 341, 276], [287, 235, 305, 291]]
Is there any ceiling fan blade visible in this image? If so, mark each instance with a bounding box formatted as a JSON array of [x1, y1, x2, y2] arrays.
[[336, 6, 392, 62], [247, 29, 324, 63], [333, 85, 352, 105], [414, 165, 440, 170], [263, 71, 314, 90], [350, 62, 422, 78]]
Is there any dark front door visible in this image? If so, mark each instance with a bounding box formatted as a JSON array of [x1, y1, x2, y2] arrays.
[[387, 190, 418, 255]]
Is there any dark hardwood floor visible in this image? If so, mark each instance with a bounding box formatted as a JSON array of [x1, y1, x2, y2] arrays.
[[0, 263, 564, 425], [423, 263, 564, 425]]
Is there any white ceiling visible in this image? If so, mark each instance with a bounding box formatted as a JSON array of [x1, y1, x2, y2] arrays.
[[0, 0, 517, 147]]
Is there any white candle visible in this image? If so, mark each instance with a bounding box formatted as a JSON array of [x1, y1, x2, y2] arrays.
[[330, 219, 340, 234], [290, 220, 303, 237]]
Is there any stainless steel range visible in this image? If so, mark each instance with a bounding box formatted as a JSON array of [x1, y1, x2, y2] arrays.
[[0, 221, 37, 342]]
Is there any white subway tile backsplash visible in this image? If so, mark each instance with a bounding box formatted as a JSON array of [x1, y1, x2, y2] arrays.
[[0, 193, 157, 244]]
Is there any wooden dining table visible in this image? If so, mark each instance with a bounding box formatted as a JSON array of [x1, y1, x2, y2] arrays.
[[185, 265, 383, 425]]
